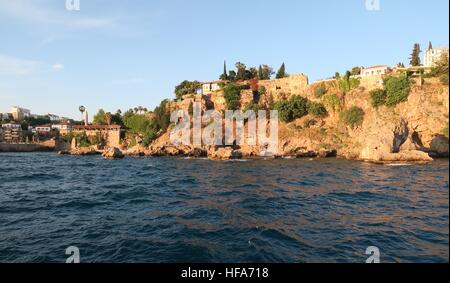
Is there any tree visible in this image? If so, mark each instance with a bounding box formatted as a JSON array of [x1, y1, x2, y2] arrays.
[[228, 70, 236, 81], [334, 72, 341, 79], [79, 106, 86, 122], [259, 64, 274, 80], [276, 63, 288, 79], [235, 62, 246, 81], [105, 112, 113, 125], [397, 62, 405, 68], [175, 80, 201, 100], [223, 83, 242, 110], [220, 61, 228, 80], [351, 67, 361, 76], [428, 41, 433, 50], [93, 109, 107, 125], [153, 100, 171, 132], [248, 67, 258, 80], [409, 43, 422, 66]]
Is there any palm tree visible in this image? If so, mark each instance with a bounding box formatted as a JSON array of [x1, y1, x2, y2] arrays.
[[79, 106, 86, 124], [105, 112, 112, 125]]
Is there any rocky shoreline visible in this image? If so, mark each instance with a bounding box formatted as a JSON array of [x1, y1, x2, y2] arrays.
[[56, 143, 447, 163]]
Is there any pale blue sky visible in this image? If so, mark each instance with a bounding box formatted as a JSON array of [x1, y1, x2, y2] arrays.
[[0, 0, 448, 119]]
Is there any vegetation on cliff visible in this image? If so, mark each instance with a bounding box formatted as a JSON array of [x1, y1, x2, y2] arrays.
[[275, 96, 327, 123], [369, 89, 387, 108], [223, 82, 245, 110], [175, 80, 202, 100], [340, 106, 365, 129], [383, 75, 411, 107]]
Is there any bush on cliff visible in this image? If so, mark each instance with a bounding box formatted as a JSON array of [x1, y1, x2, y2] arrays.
[[223, 83, 243, 110], [314, 84, 328, 98], [338, 71, 360, 93], [369, 89, 387, 108], [307, 101, 328, 117], [340, 106, 365, 129], [244, 102, 260, 113], [275, 96, 309, 123], [383, 75, 411, 107], [153, 99, 171, 132], [322, 94, 341, 112], [175, 80, 201, 100]]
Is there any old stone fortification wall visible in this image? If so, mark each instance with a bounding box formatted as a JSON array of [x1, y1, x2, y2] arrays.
[[259, 74, 309, 102], [169, 74, 310, 112], [0, 140, 56, 152]]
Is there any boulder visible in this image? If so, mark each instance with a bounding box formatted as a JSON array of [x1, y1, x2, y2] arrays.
[[429, 135, 449, 158], [370, 150, 433, 163], [102, 147, 125, 159], [208, 147, 242, 160], [125, 145, 147, 157], [70, 147, 100, 156]]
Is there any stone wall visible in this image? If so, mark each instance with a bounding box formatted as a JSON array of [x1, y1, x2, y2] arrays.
[[259, 74, 309, 102], [0, 140, 55, 152]]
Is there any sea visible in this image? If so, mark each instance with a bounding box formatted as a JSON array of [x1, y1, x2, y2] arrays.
[[0, 153, 448, 263]]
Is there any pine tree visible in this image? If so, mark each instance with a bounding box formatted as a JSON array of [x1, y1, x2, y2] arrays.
[[428, 41, 433, 51], [258, 65, 264, 80], [276, 63, 287, 79], [409, 43, 422, 66], [235, 62, 246, 81], [220, 61, 228, 80]]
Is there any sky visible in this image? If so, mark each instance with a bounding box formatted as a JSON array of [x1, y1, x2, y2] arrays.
[[0, 0, 449, 119]]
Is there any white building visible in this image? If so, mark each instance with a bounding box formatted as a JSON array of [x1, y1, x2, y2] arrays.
[[360, 65, 391, 77], [1, 123, 22, 129], [201, 81, 224, 94], [33, 125, 52, 134], [424, 46, 449, 67], [10, 106, 31, 121]]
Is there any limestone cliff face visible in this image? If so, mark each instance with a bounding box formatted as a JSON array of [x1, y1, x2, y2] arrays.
[[154, 75, 449, 161], [346, 78, 449, 161]]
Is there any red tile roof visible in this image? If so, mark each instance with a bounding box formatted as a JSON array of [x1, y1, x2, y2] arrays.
[[73, 125, 121, 130], [364, 65, 389, 70]]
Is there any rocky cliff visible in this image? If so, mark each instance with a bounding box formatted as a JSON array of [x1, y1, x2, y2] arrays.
[[151, 75, 449, 162]]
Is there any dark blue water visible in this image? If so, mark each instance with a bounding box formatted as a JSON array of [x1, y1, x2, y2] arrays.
[[0, 153, 448, 263]]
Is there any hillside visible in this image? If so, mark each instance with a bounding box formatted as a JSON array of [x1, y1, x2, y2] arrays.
[[147, 74, 449, 162]]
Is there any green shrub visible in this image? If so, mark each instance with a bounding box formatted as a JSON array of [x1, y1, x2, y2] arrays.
[[244, 102, 260, 113], [369, 89, 387, 108], [174, 80, 201, 100], [340, 106, 365, 129], [322, 94, 341, 112], [383, 75, 411, 107], [307, 101, 327, 117], [338, 74, 360, 93], [443, 126, 449, 137], [223, 83, 242, 110], [314, 84, 327, 98], [275, 95, 309, 123]]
